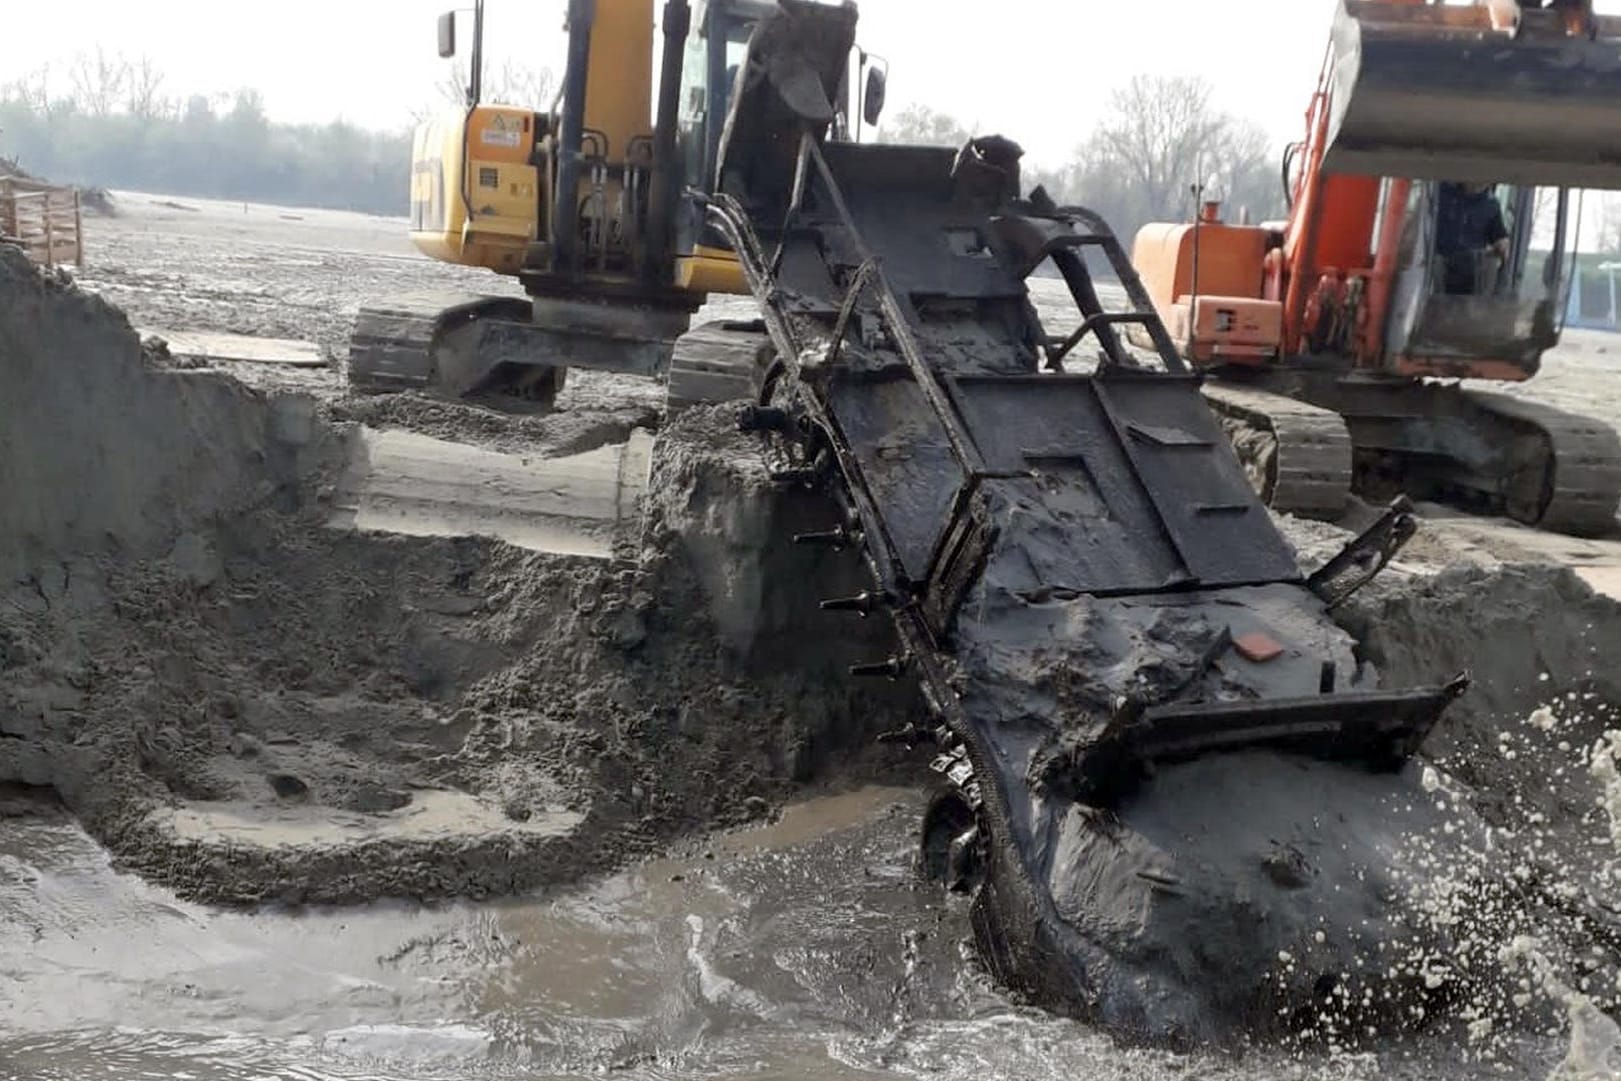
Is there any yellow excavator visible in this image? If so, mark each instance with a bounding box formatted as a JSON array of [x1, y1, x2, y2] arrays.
[[348, 0, 887, 409]]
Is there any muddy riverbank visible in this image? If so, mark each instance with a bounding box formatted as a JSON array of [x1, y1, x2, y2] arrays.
[[3, 194, 1621, 1077], [0, 245, 916, 907]]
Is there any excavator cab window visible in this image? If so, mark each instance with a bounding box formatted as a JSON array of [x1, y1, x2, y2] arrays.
[[1422, 182, 1565, 302], [676, 1, 763, 254], [677, 2, 762, 192], [717, 36, 749, 134], [1433, 183, 1498, 295], [1386, 181, 1573, 365]]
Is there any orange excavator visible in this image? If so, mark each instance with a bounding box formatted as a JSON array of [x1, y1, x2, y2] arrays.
[[1131, 0, 1621, 535]]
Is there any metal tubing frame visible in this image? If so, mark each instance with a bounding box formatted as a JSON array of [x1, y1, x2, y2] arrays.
[[553, 0, 597, 273], [795, 133, 988, 476], [643, 0, 692, 280]]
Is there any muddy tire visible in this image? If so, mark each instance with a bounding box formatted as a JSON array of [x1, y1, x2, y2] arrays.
[[918, 788, 984, 894]]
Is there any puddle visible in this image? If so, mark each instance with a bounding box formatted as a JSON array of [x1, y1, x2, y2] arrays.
[[154, 789, 581, 849]]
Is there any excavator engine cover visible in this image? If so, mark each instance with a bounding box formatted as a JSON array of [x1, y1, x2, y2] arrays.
[[1323, 0, 1621, 187]]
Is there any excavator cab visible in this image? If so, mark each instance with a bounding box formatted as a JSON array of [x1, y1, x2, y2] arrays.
[[1317, 0, 1608, 378], [1384, 180, 1576, 377], [673, 0, 780, 290], [676, 0, 772, 196]]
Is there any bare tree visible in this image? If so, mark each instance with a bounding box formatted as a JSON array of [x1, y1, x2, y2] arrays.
[[1588, 192, 1621, 256], [3, 65, 54, 117], [1203, 117, 1278, 223], [68, 48, 130, 118], [1089, 75, 1227, 223], [422, 58, 557, 117], [1068, 75, 1284, 240], [878, 103, 974, 148], [124, 56, 170, 121], [489, 59, 556, 110]]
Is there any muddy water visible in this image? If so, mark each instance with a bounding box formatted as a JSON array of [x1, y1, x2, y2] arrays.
[[0, 787, 1574, 1081]]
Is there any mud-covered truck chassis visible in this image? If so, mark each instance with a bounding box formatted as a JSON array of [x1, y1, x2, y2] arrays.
[[704, 0, 1469, 1041]]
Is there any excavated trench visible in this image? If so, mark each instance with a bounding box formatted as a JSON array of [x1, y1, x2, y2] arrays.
[[0, 246, 916, 907], [3, 247, 1621, 1077]]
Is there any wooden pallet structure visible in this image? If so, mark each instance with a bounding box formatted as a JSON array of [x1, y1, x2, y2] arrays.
[[0, 175, 83, 269]]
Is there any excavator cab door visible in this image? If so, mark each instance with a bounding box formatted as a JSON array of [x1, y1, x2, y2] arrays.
[[672, 0, 868, 294], [670, 0, 775, 289], [1384, 182, 1572, 377]]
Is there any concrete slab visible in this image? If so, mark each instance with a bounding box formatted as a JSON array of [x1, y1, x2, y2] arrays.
[[328, 427, 653, 558], [147, 329, 325, 367]]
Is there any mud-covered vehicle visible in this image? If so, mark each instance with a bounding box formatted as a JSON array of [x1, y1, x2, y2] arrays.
[[704, 0, 1486, 1042]]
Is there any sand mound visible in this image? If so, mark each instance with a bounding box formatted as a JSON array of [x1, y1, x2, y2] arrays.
[[0, 249, 914, 904], [0, 246, 326, 582]]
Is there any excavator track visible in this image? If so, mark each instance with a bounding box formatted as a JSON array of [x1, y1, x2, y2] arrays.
[[1205, 375, 1621, 537], [1201, 383, 1354, 520], [1463, 390, 1621, 536], [347, 291, 532, 394], [665, 320, 771, 415]]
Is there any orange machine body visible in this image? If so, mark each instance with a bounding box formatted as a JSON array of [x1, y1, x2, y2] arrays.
[[1133, 216, 1280, 364], [1133, 0, 1559, 382]]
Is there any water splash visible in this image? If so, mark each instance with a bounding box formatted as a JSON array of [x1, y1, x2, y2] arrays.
[[1503, 937, 1621, 1081], [1591, 730, 1621, 853], [1270, 693, 1621, 1070]]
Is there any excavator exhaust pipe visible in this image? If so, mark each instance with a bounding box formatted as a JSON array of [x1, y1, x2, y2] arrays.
[[1323, 0, 1621, 187]]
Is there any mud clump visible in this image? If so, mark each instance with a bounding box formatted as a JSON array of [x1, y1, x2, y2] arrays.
[[0, 249, 915, 905], [0, 245, 328, 582], [327, 390, 659, 457]]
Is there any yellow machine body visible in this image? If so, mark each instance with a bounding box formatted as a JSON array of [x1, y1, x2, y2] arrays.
[[410, 104, 542, 274], [405, 0, 747, 298]]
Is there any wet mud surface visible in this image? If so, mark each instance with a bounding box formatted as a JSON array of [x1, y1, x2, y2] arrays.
[[0, 245, 914, 909], [0, 785, 1597, 1081]]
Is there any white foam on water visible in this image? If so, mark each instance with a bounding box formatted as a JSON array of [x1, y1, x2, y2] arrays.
[[1591, 731, 1621, 853], [1503, 937, 1621, 1081], [1268, 697, 1621, 1070], [684, 913, 774, 1018], [318, 1021, 494, 1064], [1504, 718, 1621, 1080]]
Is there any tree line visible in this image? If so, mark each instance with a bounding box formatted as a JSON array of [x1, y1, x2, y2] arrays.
[[0, 49, 556, 216], [1, 52, 414, 213], [878, 76, 1288, 251], [4, 51, 1280, 233]]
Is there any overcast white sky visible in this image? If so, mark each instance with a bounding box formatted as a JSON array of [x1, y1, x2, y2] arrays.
[[6, 1, 1621, 167]]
